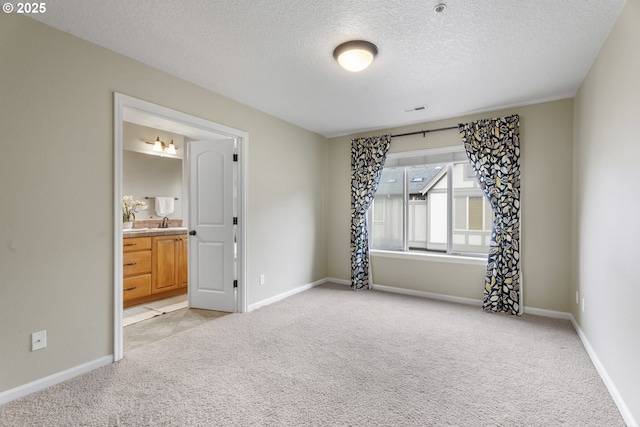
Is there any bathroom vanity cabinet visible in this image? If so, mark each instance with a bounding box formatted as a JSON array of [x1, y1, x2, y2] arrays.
[[123, 229, 188, 307], [123, 237, 152, 304], [151, 234, 188, 293]]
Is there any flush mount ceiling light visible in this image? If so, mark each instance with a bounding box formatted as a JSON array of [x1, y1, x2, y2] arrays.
[[145, 137, 177, 155], [333, 40, 378, 72]]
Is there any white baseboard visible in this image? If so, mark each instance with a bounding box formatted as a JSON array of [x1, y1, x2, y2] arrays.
[[325, 277, 349, 286], [247, 278, 327, 312], [371, 283, 573, 320], [569, 315, 638, 427], [372, 283, 482, 307], [523, 306, 572, 320], [0, 355, 113, 405], [325, 280, 482, 307]]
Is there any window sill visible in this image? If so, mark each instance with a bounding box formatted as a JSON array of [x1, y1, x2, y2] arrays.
[[370, 249, 487, 266]]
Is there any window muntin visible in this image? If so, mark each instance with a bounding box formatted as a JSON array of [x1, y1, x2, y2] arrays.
[[371, 168, 404, 250], [451, 163, 493, 254], [370, 147, 492, 256]]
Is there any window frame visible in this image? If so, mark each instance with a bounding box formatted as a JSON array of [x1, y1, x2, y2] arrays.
[[369, 145, 490, 260]]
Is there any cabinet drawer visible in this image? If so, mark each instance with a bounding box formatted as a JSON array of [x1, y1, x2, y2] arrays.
[[123, 237, 151, 252], [123, 275, 152, 300], [123, 251, 151, 276]]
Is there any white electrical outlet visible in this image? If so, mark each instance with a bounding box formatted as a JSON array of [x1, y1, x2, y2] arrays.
[[581, 298, 585, 313], [32, 330, 47, 351], [259, 274, 265, 285]]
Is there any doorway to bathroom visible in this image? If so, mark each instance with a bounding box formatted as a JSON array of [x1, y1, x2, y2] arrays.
[[113, 93, 247, 361]]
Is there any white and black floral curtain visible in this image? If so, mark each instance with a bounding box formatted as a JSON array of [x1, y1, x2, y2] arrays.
[[350, 135, 391, 290], [459, 115, 521, 314]]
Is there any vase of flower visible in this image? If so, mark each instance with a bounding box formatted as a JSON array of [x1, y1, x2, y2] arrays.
[[122, 195, 147, 230]]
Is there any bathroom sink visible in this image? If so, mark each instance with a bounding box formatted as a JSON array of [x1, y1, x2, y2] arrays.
[[148, 227, 187, 231]]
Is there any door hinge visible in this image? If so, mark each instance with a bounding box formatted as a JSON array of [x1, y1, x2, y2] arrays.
[[233, 217, 238, 225], [233, 153, 238, 162], [233, 280, 238, 288]]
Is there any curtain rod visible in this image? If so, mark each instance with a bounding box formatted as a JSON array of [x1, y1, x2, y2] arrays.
[[390, 125, 458, 138]]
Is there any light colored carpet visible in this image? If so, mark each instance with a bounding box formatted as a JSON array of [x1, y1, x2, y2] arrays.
[[123, 294, 188, 326], [0, 283, 625, 426]]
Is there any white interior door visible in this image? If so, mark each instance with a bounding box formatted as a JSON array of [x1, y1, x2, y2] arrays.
[[188, 140, 235, 312]]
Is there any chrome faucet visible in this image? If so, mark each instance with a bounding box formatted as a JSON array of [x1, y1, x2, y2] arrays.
[[159, 217, 169, 228]]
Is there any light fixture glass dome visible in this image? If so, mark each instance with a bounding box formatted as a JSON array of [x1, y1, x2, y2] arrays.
[[167, 140, 177, 155], [333, 40, 378, 72], [153, 137, 163, 152]]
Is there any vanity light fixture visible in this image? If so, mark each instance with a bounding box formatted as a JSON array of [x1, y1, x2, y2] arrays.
[[145, 137, 178, 154], [333, 40, 378, 72], [153, 137, 163, 152], [166, 140, 177, 155]]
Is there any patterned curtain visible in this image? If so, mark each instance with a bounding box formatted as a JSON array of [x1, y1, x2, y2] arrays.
[[350, 135, 391, 290], [459, 115, 521, 314]]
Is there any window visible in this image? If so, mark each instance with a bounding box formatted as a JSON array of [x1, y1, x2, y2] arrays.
[[370, 146, 493, 256]]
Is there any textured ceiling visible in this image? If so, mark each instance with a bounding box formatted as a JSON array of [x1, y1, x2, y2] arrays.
[[31, 0, 626, 137]]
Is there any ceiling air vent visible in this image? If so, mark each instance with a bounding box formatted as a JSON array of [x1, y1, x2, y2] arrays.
[[403, 105, 427, 113]]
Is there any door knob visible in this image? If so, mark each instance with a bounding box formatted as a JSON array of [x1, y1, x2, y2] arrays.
[[189, 230, 196, 236]]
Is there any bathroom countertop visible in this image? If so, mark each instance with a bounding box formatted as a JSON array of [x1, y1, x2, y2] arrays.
[[123, 227, 188, 238]]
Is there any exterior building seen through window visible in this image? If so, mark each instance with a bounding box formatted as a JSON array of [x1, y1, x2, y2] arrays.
[[370, 147, 493, 256]]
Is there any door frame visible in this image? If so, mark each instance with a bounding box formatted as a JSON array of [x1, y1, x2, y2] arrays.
[[113, 93, 248, 362]]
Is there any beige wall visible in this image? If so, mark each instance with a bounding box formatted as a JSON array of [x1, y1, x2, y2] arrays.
[[2, 5, 637, 423], [328, 99, 574, 311], [0, 15, 327, 392], [573, 0, 640, 423]]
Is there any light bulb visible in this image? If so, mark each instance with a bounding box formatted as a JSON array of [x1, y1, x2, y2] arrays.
[[167, 140, 177, 155]]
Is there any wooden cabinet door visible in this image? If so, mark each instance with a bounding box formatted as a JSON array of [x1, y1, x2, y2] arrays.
[[176, 235, 188, 288], [152, 236, 178, 293]]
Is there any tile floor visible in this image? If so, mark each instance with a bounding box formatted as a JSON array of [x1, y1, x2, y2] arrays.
[[124, 303, 231, 353], [123, 295, 189, 326]]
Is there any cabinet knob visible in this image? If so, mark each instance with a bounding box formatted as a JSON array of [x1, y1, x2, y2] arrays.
[[189, 230, 196, 236]]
